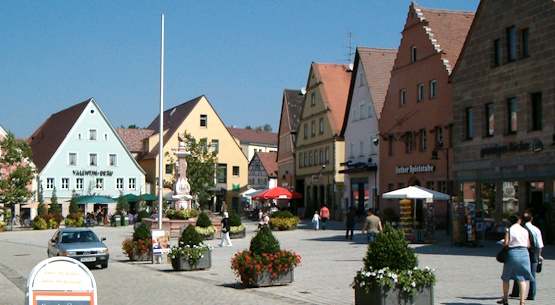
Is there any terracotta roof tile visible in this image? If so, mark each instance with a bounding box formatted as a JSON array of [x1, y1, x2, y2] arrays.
[[28, 99, 91, 171], [227, 127, 277, 146], [415, 3, 475, 72], [256, 151, 278, 177], [116, 128, 155, 153], [312, 63, 352, 133]]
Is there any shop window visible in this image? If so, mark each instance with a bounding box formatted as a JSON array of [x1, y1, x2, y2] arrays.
[[502, 181, 519, 215], [481, 182, 497, 218]]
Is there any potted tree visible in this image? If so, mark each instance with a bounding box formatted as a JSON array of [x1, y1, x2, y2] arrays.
[[229, 211, 246, 239], [231, 226, 301, 287], [353, 224, 436, 305], [169, 224, 212, 271], [122, 222, 153, 261], [195, 211, 216, 240], [269, 210, 300, 231]]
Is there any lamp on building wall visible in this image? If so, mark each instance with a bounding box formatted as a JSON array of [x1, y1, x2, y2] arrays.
[[431, 139, 450, 236]]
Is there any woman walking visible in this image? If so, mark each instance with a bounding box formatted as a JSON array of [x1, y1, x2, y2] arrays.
[[498, 214, 534, 305]]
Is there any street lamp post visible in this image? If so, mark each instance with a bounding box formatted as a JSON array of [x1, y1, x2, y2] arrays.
[[432, 140, 450, 236]]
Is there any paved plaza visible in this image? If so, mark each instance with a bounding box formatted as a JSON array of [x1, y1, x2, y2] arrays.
[[1, 219, 553, 305]]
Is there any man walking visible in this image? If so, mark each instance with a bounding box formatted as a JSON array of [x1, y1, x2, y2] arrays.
[[320, 204, 330, 230], [510, 211, 543, 300], [362, 209, 382, 243]]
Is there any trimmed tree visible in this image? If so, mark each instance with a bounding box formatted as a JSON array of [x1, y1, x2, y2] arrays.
[[49, 187, 61, 215]]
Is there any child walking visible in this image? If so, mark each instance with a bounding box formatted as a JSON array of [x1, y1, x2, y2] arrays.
[[312, 210, 320, 230]]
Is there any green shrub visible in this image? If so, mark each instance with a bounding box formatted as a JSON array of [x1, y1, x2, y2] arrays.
[[165, 209, 199, 220], [137, 210, 150, 223], [249, 226, 280, 255], [229, 211, 242, 226], [196, 211, 212, 227], [64, 218, 75, 227], [180, 224, 203, 246], [133, 222, 151, 241], [271, 210, 294, 218], [75, 217, 84, 227], [33, 218, 47, 230], [48, 219, 58, 229], [363, 223, 417, 272]]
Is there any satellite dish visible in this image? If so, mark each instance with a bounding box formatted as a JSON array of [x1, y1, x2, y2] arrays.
[[300, 87, 307, 95]]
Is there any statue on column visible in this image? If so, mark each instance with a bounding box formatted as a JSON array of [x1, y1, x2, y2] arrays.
[[172, 133, 192, 210]]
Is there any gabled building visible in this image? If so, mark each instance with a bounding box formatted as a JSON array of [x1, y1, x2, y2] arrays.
[[248, 151, 278, 190], [276, 89, 304, 192], [295, 63, 352, 219], [450, 0, 555, 239], [138, 95, 248, 212], [28, 98, 146, 216], [227, 127, 277, 162], [378, 3, 474, 228], [340, 47, 397, 215]]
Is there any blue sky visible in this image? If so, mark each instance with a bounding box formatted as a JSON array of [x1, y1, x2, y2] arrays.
[[0, 1, 479, 138]]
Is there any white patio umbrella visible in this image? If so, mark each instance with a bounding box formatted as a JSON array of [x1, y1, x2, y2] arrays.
[[382, 185, 449, 200]]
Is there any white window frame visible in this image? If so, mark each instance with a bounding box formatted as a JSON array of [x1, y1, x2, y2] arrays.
[[128, 178, 137, 190], [68, 152, 77, 166], [95, 178, 104, 190], [109, 154, 117, 166], [46, 178, 55, 190], [89, 129, 97, 140], [417, 84, 425, 102], [89, 153, 98, 166], [61, 177, 69, 190], [430, 80, 437, 99], [116, 178, 124, 190], [75, 178, 84, 190]]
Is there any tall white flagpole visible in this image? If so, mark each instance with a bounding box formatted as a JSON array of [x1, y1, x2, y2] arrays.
[[158, 14, 164, 230]]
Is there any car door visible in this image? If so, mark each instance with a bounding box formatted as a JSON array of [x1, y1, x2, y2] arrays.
[[47, 231, 60, 257]]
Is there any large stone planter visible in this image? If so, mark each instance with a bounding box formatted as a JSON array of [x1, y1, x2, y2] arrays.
[[270, 224, 297, 231], [354, 284, 433, 305], [171, 251, 212, 271], [128, 252, 152, 262], [241, 268, 294, 287], [199, 232, 215, 240], [230, 228, 246, 239]]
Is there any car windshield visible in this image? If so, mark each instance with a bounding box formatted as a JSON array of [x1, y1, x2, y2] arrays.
[[60, 231, 100, 243]]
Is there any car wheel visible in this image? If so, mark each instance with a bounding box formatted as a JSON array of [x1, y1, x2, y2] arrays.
[[101, 262, 108, 269]]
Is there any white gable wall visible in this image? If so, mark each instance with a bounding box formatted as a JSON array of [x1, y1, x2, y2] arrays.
[[40, 100, 146, 216]]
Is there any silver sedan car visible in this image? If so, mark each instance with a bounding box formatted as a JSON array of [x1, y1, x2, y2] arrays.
[[47, 227, 109, 268]]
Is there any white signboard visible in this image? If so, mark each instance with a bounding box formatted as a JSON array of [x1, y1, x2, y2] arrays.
[[26, 257, 97, 305], [152, 229, 170, 255]]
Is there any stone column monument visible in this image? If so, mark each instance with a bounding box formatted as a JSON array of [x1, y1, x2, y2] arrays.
[[172, 133, 192, 210]]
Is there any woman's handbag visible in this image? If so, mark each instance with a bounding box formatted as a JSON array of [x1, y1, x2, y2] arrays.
[[496, 247, 509, 263], [537, 257, 543, 273]]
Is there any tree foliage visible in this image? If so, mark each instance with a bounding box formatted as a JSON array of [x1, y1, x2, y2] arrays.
[[164, 131, 218, 199], [69, 191, 79, 214], [116, 192, 130, 215], [37, 184, 47, 216], [0, 131, 35, 218], [49, 187, 61, 215]]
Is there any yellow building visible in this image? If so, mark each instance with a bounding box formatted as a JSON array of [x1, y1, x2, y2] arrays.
[[295, 63, 351, 220], [138, 95, 248, 212]]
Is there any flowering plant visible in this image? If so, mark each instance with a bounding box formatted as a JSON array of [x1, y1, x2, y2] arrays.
[[354, 266, 435, 295], [269, 210, 300, 230], [231, 249, 301, 286], [169, 241, 212, 268], [353, 224, 435, 296], [121, 237, 152, 257], [230, 226, 301, 286], [230, 224, 246, 234], [194, 225, 217, 236], [0, 221, 6, 229]]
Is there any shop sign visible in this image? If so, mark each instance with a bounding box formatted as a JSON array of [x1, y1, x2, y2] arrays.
[[395, 164, 435, 175], [480, 140, 534, 158], [72, 170, 114, 177]]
